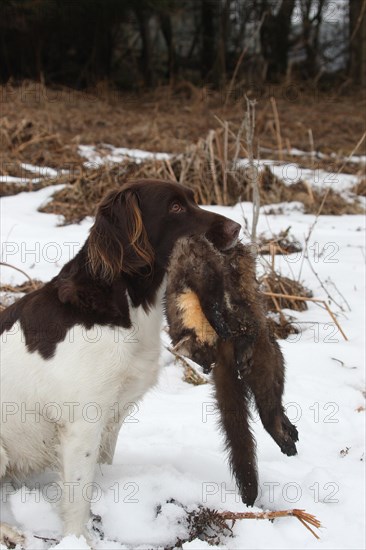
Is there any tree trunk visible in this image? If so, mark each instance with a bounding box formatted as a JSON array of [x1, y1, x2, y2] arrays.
[[260, 0, 296, 81], [135, 8, 154, 87], [160, 12, 176, 81], [349, 0, 366, 85]]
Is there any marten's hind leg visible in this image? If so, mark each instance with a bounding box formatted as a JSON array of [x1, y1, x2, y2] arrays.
[[247, 333, 298, 456], [213, 341, 258, 506]]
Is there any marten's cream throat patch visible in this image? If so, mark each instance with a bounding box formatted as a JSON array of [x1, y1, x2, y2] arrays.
[[176, 290, 217, 345]]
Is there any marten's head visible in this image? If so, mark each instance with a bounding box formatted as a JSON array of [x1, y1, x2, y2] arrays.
[[166, 236, 259, 374], [166, 236, 226, 372]]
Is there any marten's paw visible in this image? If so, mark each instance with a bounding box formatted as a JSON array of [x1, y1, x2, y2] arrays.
[[281, 414, 299, 443], [279, 436, 298, 456], [277, 415, 298, 456]]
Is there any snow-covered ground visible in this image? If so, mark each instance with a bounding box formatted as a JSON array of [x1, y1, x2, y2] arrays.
[[0, 154, 365, 550]]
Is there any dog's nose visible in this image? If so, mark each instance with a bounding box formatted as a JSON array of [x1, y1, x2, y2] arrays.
[[225, 220, 241, 246], [228, 221, 241, 240]]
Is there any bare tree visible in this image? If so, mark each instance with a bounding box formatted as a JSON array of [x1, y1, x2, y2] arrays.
[[349, 0, 366, 85]]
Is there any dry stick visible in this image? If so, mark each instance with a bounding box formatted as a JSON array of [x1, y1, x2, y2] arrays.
[[270, 97, 283, 162], [214, 114, 249, 158], [166, 345, 207, 385], [327, 278, 352, 313], [223, 121, 229, 205], [219, 509, 321, 540], [164, 159, 177, 182], [224, 11, 267, 107], [285, 137, 292, 153], [214, 130, 228, 205], [208, 130, 223, 204], [269, 242, 276, 271], [15, 133, 60, 153], [306, 258, 345, 312], [263, 280, 287, 323], [308, 128, 315, 169], [297, 130, 366, 281], [262, 291, 348, 341], [33, 535, 59, 543], [350, 0, 366, 43], [244, 96, 260, 244], [0, 261, 38, 289]]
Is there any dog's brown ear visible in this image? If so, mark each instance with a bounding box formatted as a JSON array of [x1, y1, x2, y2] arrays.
[[88, 189, 154, 282], [124, 190, 155, 273]]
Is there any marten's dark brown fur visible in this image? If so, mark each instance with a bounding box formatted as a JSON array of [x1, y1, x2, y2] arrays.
[[166, 236, 298, 507]]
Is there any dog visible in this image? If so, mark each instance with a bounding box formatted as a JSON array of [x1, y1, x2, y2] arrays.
[[0, 179, 241, 545], [166, 236, 299, 506]]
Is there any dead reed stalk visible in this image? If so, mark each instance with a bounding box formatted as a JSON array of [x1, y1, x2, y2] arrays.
[[218, 508, 321, 539], [270, 96, 283, 162], [262, 291, 348, 341], [244, 96, 260, 243]]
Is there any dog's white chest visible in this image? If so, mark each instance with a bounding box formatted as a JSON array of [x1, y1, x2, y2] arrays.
[[0, 285, 166, 478]]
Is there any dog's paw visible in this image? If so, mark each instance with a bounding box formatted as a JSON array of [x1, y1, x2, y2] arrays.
[[0, 523, 25, 549]]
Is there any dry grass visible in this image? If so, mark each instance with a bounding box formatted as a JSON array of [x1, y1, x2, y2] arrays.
[[352, 178, 366, 196], [257, 227, 302, 255], [258, 166, 364, 215], [1, 82, 364, 215], [260, 272, 313, 312], [161, 501, 321, 547], [0, 115, 82, 170], [1, 82, 365, 165], [37, 153, 363, 225]]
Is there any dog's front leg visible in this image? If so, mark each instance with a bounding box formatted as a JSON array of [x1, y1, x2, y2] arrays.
[[59, 421, 102, 540]]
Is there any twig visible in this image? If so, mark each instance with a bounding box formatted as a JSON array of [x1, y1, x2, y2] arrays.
[[15, 133, 60, 153], [223, 121, 229, 205], [316, 131, 365, 217], [305, 259, 345, 312], [166, 345, 207, 385], [208, 130, 223, 204], [297, 131, 366, 281], [263, 280, 287, 323], [308, 128, 315, 169], [0, 261, 38, 289], [326, 278, 351, 313], [214, 114, 249, 158], [224, 11, 267, 107], [218, 508, 321, 539], [270, 97, 283, 162], [33, 535, 59, 543], [244, 96, 260, 244], [165, 159, 177, 181], [349, 0, 366, 43], [262, 291, 348, 341]]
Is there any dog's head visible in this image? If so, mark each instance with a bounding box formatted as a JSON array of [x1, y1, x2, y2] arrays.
[[87, 179, 241, 282]]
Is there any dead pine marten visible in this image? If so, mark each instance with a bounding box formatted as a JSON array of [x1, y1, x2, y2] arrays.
[[166, 235, 299, 507]]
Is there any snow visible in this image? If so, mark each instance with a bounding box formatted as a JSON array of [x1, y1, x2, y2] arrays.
[[0, 158, 365, 550], [78, 144, 170, 169]]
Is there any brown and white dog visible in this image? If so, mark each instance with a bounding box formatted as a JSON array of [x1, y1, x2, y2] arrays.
[[0, 179, 240, 545]]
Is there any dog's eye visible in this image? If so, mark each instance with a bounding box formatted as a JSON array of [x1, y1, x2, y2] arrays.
[[169, 202, 185, 213]]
